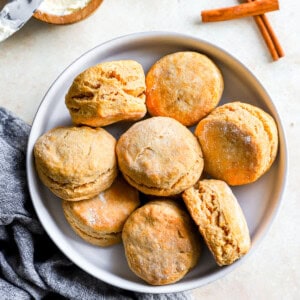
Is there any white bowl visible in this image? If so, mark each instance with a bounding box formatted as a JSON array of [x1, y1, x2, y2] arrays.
[[26, 32, 287, 294]]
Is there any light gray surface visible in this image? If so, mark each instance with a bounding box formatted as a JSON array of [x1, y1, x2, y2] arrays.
[[0, 0, 299, 298]]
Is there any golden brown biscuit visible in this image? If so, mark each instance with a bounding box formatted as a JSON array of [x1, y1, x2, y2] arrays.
[[146, 51, 224, 126], [182, 179, 251, 266], [65, 60, 147, 127], [195, 101, 278, 185], [116, 116, 204, 196], [34, 126, 117, 201], [63, 176, 140, 246], [122, 200, 201, 285]]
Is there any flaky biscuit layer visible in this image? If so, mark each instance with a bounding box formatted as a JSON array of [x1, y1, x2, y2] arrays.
[[34, 126, 117, 201], [63, 176, 140, 246], [183, 179, 251, 266], [65, 60, 147, 127]]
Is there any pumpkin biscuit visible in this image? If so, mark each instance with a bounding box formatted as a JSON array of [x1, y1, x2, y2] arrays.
[[183, 179, 251, 266], [116, 116, 204, 196], [195, 101, 278, 185], [63, 176, 140, 246], [65, 60, 147, 127], [34, 126, 117, 201], [122, 200, 201, 285], [146, 51, 224, 126]]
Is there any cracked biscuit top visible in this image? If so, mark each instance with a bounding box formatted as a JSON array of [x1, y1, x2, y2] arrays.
[[116, 116, 204, 196], [65, 60, 147, 127]]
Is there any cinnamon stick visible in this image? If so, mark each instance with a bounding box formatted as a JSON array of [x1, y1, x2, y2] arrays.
[[246, 0, 284, 60], [253, 15, 279, 60], [259, 14, 284, 58], [201, 0, 279, 22]]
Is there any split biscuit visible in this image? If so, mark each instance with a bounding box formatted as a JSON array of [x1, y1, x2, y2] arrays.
[[122, 200, 201, 285], [63, 176, 140, 246], [34, 126, 117, 201], [182, 179, 251, 266], [65, 60, 147, 127], [195, 101, 278, 185], [116, 116, 204, 196], [146, 51, 224, 126]]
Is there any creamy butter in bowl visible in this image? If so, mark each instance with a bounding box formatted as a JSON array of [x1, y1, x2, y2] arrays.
[[33, 0, 103, 24]]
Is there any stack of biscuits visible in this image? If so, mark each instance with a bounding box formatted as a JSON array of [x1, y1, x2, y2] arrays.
[[33, 52, 278, 286]]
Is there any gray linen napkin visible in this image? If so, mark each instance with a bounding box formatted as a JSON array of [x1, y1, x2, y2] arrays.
[[0, 107, 192, 300]]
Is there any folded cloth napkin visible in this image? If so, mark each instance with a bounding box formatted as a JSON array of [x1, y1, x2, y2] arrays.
[[0, 107, 192, 300]]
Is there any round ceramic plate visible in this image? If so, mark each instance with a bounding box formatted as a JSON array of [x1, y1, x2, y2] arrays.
[[26, 32, 287, 294]]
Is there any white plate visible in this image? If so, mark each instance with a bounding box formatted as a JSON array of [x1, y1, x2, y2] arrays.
[[26, 32, 287, 294]]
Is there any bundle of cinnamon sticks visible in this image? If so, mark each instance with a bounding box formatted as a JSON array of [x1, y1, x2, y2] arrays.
[[201, 0, 284, 61]]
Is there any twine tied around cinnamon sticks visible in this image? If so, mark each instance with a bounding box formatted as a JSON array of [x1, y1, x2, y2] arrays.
[[201, 0, 284, 61]]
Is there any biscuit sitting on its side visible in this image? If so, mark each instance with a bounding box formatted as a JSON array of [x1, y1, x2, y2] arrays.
[[122, 200, 201, 285], [65, 60, 147, 127], [63, 176, 140, 246], [146, 51, 224, 126], [34, 126, 117, 201], [183, 179, 251, 266], [195, 101, 278, 185]]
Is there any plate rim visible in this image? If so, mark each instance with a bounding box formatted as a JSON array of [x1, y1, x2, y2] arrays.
[[26, 31, 288, 294]]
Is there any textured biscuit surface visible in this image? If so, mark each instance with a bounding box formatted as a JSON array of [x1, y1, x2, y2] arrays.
[[34, 126, 117, 201], [146, 51, 224, 126], [195, 101, 278, 185], [63, 176, 140, 246], [122, 200, 201, 285], [182, 179, 251, 266], [65, 60, 147, 127], [116, 116, 204, 196]]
